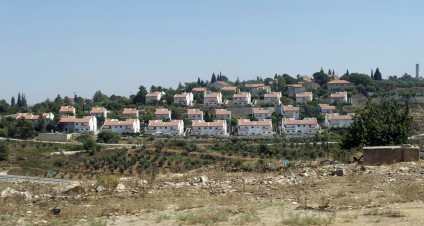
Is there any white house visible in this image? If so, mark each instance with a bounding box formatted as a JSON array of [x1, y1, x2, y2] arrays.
[[330, 92, 348, 104], [280, 105, 300, 119], [191, 120, 229, 137], [155, 108, 172, 120], [42, 112, 55, 121], [215, 109, 231, 121], [327, 80, 354, 90], [281, 117, 320, 135], [122, 108, 139, 119], [174, 92, 194, 106], [264, 92, 282, 106], [59, 116, 97, 133], [59, 106, 76, 116], [237, 119, 274, 136], [145, 92, 164, 104], [90, 107, 108, 119], [252, 108, 271, 120], [102, 119, 141, 134], [233, 92, 251, 106], [325, 113, 354, 129], [187, 109, 203, 121], [146, 120, 184, 136], [296, 92, 313, 104], [245, 83, 271, 94], [318, 104, 336, 114], [204, 92, 223, 106], [221, 86, 238, 93]]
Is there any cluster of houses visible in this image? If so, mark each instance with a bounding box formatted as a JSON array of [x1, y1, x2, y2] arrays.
[[14, 76, 356, 137]]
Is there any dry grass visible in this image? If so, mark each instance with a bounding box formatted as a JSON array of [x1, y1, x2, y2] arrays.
[[281, 212, 336, 226], [177, 209, 231, 225]]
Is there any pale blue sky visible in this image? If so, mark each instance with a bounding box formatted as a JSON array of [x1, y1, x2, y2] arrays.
[[1, 0, 423, 104]]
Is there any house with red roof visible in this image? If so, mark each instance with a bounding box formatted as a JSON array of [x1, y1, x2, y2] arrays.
[[325, 113, 354, 129], [233, 92, 251, 106], [326, 80, 353, 90], [59, 116, 97, 133], [174, 92, 194, 106], [237, 119, 274, 136], [146, 120, 184, 136], [281, 117, 320, 135], [191, 120, 229, 137], [102, 119, 141, 134]]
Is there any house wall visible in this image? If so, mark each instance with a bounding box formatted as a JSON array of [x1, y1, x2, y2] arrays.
[[363, 145, 420, 165]]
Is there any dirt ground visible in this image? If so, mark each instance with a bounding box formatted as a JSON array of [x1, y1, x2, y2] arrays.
[[1, 160, 424, 225]]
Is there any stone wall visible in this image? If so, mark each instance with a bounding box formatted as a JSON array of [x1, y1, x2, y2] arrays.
[[37, 133, 72, 142], [363, 145, 420, 165]]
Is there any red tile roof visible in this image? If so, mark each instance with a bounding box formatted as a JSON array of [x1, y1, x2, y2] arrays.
[[264, 92, 281, 98], [245, 83, 264, 88], [221, 86, 237, 91], [282, 105, 299, 112], [174, 92, 191, 98], [148, 120, 182, 127], [233, 92, 250, 98], [328, 114, 353, 120], [90, 107, 107, 114], [104, 119, 138, 126], [238, 119, 271, 126], [215, 109, 231, 115], [146, 92, 162, 97], [252, 108, 270, 114], [319, 104, 336, 110], [327, 79, 351, 84], [296, 92, 312, 98], [331, 92, 347, 98], [192, 120, 226, 127], [204, 92, 221, 98], [187, 109, 203, 115], [59, 116, 93, 123], [192, 87, 207, 92], [155, 108, 171, 115], [123, 108, 138, 114], [59, 106, 75, 113], [283, 118, 318, 125]]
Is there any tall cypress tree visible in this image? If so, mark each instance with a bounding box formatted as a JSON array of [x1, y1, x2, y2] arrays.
[[11, 96, 15, 107], [374, 68, 382, 80], [328, 69, 332, 75], [17, 93, 22, 107], [211, 73, 217, 83], [371, 69, 374, 79]]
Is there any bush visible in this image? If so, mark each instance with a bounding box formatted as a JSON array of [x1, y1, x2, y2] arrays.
[[97, 175, 119, 192], [0, 141, 9, 161], [97, 131, 121, 144]]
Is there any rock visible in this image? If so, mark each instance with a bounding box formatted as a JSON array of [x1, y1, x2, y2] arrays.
[[116, 183, 126, 192], [139, 179, 148, 187], [59, 182, 83, 194], [299, 171, 309, 177], [26, 211, 32, 215], [96, 186, 105, 193], [1, 187, 32, 201], [200, 175, 209, 184], [399, 167, 410, 172], [332, 168, 346, 176]]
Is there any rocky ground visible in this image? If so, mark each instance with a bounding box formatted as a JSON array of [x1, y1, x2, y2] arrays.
[[1, 160, 424, 225]]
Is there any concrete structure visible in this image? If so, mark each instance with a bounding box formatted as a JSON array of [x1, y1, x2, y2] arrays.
[[280, 105, 300, 119], [264, 92, 282, 106], [187, 109, 203, 121], [296, 92, 313, 104], [59, 116, 97, 133], [318, 104, 336, 114], [102, 119, 141, 134], [42, 113, 55, 121], [191, 120, 229, 137], [237, 119, 274, 136], [59, 106, 76, 116], [145, 92, 164, 104], [281, 117, 320, 135], [155, 108, 172, 120], [204, 92, 223, 106], [90, 107, 108, 119], [174, 92, 194, 106], [233, 92, 251, 106], [363, 145, 420, 165], [330, 92, 348, 104], [215, 109, 231, 121], [146, 120, 184, 136], [287, 84, 305, 96], [325, 113, 354, 129], [327, 80, 354, 90], [122, 108, 139, 119], [252, 108, 270, 120], [37, 133, 72, 142], [416, 64, 420, 79]]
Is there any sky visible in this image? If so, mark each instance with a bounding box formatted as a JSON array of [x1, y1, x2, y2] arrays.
[[1, 0, 423, 104]]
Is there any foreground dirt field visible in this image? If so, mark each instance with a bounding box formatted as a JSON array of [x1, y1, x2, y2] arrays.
[[1, 160, 424, 225]]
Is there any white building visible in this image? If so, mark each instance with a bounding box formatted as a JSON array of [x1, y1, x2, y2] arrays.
[[187, 109, 203, 121], [146, 120, 184, 136], [245, 83, 271, 94], [318, 104, 336, 114], [145, 92, 164, 104], [237, 119, 274, 136], [204, 92, 223, 106], [233, 92, 251, 106], [155, 108, 172, 120], [280, 105, 300, 119], [102, 119, 141, 134], [215, 109, 231, 121], [281, 117, 320, 135], [122, 108, 139, 120], [330, 92, 348, 104], [59, 106, 76, 116], [264, 92, 282, 106], [59, 116, 97, 133], [252, 108, 271, 120], [295, 92, 313, 104], [174, 92, 194, 106], [325, 113, 354, 129], [327, 80, 354, 90], [90, 107, 108, 119], [191, 120, 229, 137], [42, 112, 55, 121]]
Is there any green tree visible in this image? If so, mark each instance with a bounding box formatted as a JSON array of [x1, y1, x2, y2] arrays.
[[0, 141, 9, 161], [313, 70, 330, 86], [374, 68, 382, 80], [93, 90, 108, 103], [211, 73, 217, 83], [0, 99, 10, 114], [97, 131, 121, 144], [132, 85, 148, 105], [83, 138, 100, 155], [341, 99, 412, 149]]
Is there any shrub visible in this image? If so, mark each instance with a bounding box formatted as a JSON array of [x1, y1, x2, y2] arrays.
[[97, 131, 121, 144], [97, 175, 119, 192]]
